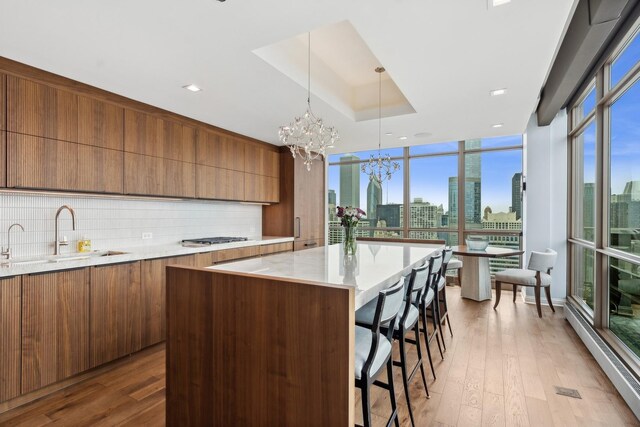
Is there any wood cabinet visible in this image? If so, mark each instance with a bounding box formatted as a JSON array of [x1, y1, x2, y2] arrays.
[[7, 75, 78, 143], [215, 246, 260, 263], [0, 73, 6, 130], [196, 129, 245, 171], [89, 262, 142, 368], [124, 153, 195, 198], [7, 133, 123, 193], [141, 255, 195, 348], [0, 131, 5, 188], [0, 276, 21, 402], [124, 109, 195, 163], [8, 134, 78, 190], [196, 165, 244, 200], [260, 242, 294, 256], [21, 269, 90, 394], [263, 150, 325, 250], [246, 143, 279, 177], [78, 95, 123, 150], [244, 173, 279, 203]]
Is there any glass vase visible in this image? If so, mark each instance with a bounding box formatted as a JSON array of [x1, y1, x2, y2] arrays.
[[343, 225, 357, 255]]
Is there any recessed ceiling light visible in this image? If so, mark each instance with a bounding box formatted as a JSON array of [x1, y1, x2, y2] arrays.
[[490, 88, 507, 96], [182, 84, 202, 92], [385, 132, 393, 136], [399, 136, 408, 140], [492, 0, 511, 6], [492, 123, 504, 128], [414, 132, 432, 138]]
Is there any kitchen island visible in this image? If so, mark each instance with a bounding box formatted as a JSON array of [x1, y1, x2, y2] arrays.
[[165, 241, 443, 427]]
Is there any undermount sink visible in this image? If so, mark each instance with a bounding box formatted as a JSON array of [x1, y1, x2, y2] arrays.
[[2, 250, 130, 267]]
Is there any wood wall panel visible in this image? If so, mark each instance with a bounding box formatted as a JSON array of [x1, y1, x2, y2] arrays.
[[140, 255, 195, 348], [77, 96, 123, 150], [259, 242, 293, 256], [22, 269, 90, 394], [90, 262, 142, 368], [7, 76, 78, 142], [0, 276, 21, 403], [196, 129, 245, 171], [7, 133, 78, 190], [77, 145, 123, 194], [166, 267, 354, 426], [195, 165, 244, 201], [244, 173, 279, 203]]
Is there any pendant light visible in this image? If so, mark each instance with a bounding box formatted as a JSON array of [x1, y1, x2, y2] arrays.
[[361, 67, 400, 183], [278, 32, 339, 171]]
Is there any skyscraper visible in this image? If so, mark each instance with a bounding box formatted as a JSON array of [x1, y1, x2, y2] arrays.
[[328, 189, 336, 206], [512, 172, 522, 220], [448, 139, 482, 228], [339, 155, 360, 208], [366, 179, 382, 222]]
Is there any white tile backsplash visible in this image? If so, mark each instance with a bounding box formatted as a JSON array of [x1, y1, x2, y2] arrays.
[[0, 192, 262, 258]]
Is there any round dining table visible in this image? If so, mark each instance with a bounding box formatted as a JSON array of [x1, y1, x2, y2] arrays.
[[451, 245, 524, 301]]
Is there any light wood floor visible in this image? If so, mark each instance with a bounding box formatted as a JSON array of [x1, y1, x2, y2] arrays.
[[1, 286, 638, 427]]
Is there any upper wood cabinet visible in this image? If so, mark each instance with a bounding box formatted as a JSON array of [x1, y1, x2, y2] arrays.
[[0, 74, 6, 131], [7, 133, 123, 193], [78, 95, 123, 150], [244, 173, 279, 203], [124, 153, 195, 198], [246, 144, 279, 178], [8, 134, 79, 190], [90, 262, 142, 368], [124, 109, 196, 163], [21, 269, 90, 394], [196, 129, 245, 171], [0, 276, 21, 403], [196, 165, 244, 201], [263, 151, 325, 250], [7, 76, 78, 142], [0, 132, 5, 188]]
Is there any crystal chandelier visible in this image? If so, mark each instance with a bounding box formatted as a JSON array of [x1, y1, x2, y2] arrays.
[[278, 32, 339, 171], [361, 67, 400, 183]]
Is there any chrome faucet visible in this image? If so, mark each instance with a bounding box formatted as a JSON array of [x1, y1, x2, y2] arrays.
[[54, 205, 76, 255], [1, 223, 25, 260]]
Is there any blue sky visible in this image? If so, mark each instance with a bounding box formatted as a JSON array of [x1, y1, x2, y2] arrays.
[[328, 136, 523, 215]]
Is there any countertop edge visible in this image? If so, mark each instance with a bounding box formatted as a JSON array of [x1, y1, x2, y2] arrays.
[[0, 236, 295, 277]]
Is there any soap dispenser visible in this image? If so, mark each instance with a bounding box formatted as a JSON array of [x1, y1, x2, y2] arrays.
[[78, 235, 92, 253]]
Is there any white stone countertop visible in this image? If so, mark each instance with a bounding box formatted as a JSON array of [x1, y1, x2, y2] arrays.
[[0, 236, 294, 277], [210, 241, 444, 310]]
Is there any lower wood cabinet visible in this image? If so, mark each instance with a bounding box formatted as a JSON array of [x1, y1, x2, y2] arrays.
[[260, 242, 294, 256], [215, 246, 260, 263], [90, 262, 142, 368], [294, 238, 325, 252], [0, 276, 21, 402], [141, 255, 195, 348], [21, 269, 90, 394]]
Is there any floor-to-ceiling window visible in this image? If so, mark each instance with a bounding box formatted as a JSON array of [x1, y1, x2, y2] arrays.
[[568, 20, 640, 365], [327, 136, 523, 273]]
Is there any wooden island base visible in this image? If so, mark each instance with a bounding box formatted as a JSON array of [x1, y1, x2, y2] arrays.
[[166, 266, 355, 427]]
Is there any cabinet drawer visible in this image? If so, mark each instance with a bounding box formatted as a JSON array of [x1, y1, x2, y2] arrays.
[[294, 239, 324, 251], [259, 242, 293, 256], [215, 246, 260, 263]]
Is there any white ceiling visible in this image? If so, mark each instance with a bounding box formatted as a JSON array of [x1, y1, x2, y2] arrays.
[[0, 0, 577, 154]]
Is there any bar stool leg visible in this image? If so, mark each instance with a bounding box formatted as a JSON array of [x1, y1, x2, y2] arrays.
[[414, 321, 430, 398], [398, 335, 416, 427]]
